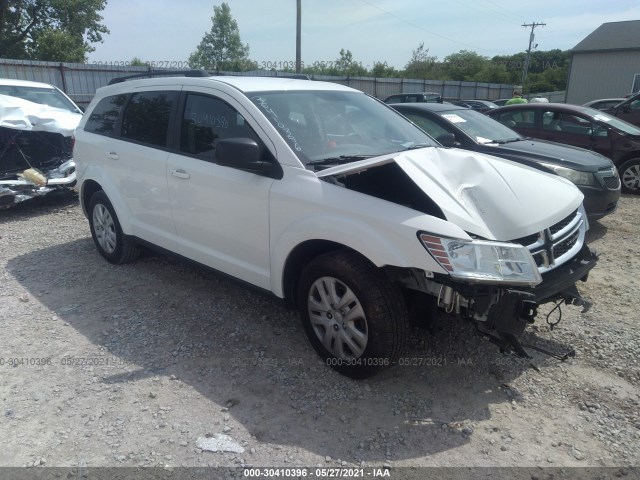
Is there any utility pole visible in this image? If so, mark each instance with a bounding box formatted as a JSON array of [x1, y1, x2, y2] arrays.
[[521, 22, 545, 93], [296, 0, 301, 73]]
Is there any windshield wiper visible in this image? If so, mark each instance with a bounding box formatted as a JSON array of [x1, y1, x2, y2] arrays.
[[403, 143, 434, 150], [488, 138, 521, 144], [306, 155, 374, 168]]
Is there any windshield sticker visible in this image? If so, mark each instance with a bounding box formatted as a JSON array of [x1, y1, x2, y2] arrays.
[[252, 96, 302, 151], [476, 136, 494, 144], [594, 114, 612, 122], [442, 114, 466, 123]]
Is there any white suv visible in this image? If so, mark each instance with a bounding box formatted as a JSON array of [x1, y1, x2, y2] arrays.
[[74, 73, 597, 378]]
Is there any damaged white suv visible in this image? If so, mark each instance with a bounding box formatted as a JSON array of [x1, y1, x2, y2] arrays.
[[74, 73, 597, 378]]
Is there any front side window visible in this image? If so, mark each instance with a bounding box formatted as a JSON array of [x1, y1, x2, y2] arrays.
[[121, 91, 177, 147], [84, 94, 128, 136], [180, 93, 258, 161]]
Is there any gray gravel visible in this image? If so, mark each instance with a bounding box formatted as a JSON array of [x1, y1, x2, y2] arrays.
[[0, 190, 639, 469]]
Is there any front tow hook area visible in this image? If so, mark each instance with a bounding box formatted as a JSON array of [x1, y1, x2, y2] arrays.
[[560, 284, 592, 313]]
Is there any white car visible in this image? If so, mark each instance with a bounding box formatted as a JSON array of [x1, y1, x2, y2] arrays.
[[0, 79, 82, 207], [74, 73, 597, 378]]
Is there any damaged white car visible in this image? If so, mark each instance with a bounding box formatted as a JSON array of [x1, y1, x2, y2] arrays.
[[74, 74, 598, 378], [0, 79, 81, 207]]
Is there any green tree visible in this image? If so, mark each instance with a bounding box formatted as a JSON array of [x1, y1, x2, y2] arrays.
[[0, 0, 109, 62], [442, 50, 488, 81], [403, 42, 440, 79], [129, 57, 147, 66], [188, 2, 256, 71], [370, 61, 398, 78], [331, 48, 367, 76]]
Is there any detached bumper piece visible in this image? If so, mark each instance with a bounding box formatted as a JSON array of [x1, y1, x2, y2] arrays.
[[482, 244, 598, 359]]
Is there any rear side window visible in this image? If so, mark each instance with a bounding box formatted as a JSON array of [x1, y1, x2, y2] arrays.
[[180, 93, 258, 161], [84, 94, 128, 136], [121, 91, 178, 147]]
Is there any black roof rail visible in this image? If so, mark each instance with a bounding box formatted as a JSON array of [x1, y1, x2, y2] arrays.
[[277, 74, 311, 80], [108, 69, 211, 85]]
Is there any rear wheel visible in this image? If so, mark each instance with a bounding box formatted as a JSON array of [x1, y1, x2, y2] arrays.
[[88, 191, 140, 264], [619, 158, 640, 194], [298, 251, 408, 378]]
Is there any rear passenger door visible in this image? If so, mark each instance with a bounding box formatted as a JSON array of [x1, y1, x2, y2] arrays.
[[541, 110, 612, 157], [84, 88, 179, 250], [167, 90, 276, 289]]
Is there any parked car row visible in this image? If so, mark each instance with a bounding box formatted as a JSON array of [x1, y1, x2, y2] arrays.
[[0, 74, 611, 379], [68, 72, 600, 378], [486, 103, 640, 193], [390, 102, 620, 218]]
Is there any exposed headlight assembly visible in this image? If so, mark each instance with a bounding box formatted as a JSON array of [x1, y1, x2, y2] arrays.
[[420, 233, 542, 286], [539, 163, 594, 186]]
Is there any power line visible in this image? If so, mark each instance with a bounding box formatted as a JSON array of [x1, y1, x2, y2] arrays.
[[357, 0, 512, 55]]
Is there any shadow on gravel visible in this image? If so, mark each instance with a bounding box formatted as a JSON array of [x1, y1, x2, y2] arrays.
[[7, 239, 578, 461], [586, 219, 608, 243], [0, 189, 79, 224]]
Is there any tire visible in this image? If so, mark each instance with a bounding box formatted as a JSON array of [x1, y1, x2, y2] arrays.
[[88, 191, 140, 264], [619, 158, 640, 194], [297, 250, 409, 379]]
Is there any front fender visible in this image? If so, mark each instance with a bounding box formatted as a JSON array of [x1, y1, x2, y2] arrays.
[[270, 213, 456, 298]]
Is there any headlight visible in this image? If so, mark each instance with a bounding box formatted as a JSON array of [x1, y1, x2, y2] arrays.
[[539, 163, 594, 186], [420, 234, 542, 286]]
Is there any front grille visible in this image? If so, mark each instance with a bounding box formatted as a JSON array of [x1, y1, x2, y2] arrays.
[[549, 209, 577, 235], [511, 209, 585, 274], [553, 230, 579, 258], [603, 175, 620, 189]]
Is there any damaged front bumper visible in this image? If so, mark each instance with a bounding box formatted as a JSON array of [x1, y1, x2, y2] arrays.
[[390, 243, 598, 358], [485, 244, 597, 336], [0, 159, 76, 207]]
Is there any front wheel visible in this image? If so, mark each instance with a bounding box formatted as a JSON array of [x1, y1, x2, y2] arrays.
[[88, 191, 140, 264], [297, 251, 408, 379], [619, 158, 640, 194]]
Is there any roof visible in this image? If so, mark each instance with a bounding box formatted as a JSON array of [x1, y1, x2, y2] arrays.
[[572, 20, 640, 53], [488, 102, 600, 117], [389, 102, 465, 112], [95, 74, 354, 97]]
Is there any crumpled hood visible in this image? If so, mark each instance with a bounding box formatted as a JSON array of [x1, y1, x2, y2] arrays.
[[0, 94, 81, 137], [318, 147, 584, 240]]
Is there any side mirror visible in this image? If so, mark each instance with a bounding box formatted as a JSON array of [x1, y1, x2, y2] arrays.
[[436, 132, 456, 147], [623, 103, 631, 113], [215, 138, 278, 177]]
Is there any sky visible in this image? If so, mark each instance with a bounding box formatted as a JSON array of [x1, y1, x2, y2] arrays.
[[88, 0, 640, 69]]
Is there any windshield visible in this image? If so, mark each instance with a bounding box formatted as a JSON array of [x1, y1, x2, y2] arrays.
[[585, 107, 640, 136], [0, 85, 80, 113], [438, 108, 522, 144], [249, 90, 437, 165]]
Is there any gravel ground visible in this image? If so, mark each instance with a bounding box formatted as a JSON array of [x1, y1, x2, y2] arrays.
[[0, 190, 639, 475]]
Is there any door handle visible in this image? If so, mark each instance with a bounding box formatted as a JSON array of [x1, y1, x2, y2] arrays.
[[106, 152, 119, 160], [171, 169, 191, 179]]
